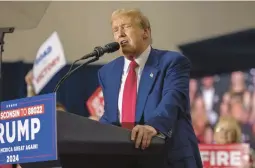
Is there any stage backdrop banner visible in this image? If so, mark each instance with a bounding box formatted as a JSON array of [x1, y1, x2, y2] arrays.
[[0, 93, 57, 165], [199, 144, 250, 168]]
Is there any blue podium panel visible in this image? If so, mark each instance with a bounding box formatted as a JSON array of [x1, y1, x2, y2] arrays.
[[0, 93, 57, 165]]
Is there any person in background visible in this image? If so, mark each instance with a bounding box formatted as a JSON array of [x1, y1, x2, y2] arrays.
[[219, 93, 232, 116], [224, 71, 252, 112], [250, 91, 255, 125], [229, 93, 249, 123], [25, 70, 35, 97], [229, 93, 255, 148], [199, 76, 220, 126], [56, 102, 67, 112], [214, 116, 255, 168], [219, 101, 230, 116], [191, 97, 210, 143], [203, 124, 214, 144], [189, 79, 199, 107]]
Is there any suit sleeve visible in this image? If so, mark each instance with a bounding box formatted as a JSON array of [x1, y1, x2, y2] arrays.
[[146, 55, 191, 138], [98, 69, 110, 124]]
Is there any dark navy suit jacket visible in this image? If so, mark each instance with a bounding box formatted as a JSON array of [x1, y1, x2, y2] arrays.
[[98, 48, 203, 168]]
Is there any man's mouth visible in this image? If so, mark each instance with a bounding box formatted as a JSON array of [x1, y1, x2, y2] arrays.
[[120, 40, 128, 45]]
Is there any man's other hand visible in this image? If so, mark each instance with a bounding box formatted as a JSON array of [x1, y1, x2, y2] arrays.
[[131, 125, 157, 150]]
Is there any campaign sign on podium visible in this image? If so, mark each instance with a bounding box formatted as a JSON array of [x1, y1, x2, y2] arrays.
[[0, 93, 57, 165]]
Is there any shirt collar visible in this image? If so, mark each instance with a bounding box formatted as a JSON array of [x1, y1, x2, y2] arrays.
[[123, 45, 151, 75]]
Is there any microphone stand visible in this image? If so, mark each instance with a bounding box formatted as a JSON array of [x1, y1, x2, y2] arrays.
[[0, 27, 15, 111], [53, 56, 99, 93]]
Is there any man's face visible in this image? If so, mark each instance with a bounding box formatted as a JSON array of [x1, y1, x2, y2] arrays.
[[201, 76, 214, 88], [111, 15, 149, 57]]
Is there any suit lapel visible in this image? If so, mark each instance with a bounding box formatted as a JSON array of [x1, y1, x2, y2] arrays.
[[136, 49, 159, 123], [109, 57, 124, 125]]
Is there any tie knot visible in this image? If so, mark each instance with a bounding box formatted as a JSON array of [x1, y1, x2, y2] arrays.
[[129, 60, 138, 70]]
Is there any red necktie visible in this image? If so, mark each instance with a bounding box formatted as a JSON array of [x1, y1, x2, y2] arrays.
[[122, 60, 138, 129]]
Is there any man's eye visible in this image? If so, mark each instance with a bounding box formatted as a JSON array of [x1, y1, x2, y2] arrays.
[[124, 25, 131, 28], [112, 28, 118, 32]]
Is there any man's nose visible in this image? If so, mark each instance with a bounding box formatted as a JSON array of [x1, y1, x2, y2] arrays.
[[117, 29, 126, 38]]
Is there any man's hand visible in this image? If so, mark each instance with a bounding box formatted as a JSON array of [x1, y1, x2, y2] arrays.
[[131, 125, 157, 150]]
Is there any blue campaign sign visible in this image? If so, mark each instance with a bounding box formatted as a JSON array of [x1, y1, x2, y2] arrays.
[[0, 93, 57, 165]]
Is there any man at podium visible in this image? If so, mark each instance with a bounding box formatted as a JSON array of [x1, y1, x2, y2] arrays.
[[98, 8, 203, 168]]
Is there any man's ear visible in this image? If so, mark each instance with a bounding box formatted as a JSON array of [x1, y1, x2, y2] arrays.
[[143, 28, 150, 40]]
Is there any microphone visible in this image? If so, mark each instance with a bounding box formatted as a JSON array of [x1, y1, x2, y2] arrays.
[[53, 42, 120, 93], [80, 42, 120, 60]]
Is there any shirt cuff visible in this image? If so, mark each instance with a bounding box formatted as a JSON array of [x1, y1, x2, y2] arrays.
[[156, 132, 166, 139]]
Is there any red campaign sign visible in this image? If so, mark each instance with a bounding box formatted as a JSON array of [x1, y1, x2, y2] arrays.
[[86, 87, 105, 118], [199, 144, 250, 168]]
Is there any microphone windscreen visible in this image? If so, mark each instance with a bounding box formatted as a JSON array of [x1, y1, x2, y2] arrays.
[[104, 42, 120, 53]]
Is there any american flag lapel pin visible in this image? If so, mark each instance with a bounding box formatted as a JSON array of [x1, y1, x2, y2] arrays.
[[150, 73, 153, 78]]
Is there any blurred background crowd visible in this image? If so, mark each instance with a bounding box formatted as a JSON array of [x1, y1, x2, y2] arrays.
[[190, 71, 255, 147]]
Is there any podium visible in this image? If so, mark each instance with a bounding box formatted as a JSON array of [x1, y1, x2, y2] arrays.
[[20, 111, 166, 168]]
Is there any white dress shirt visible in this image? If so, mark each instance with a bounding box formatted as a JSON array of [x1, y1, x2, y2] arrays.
[[118, 45, 151, 122], [202, 88, 214, 112], [202, 87, 218, 125]]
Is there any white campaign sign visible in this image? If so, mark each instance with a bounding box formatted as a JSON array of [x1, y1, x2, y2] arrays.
[[32, 31, 66, 94]]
